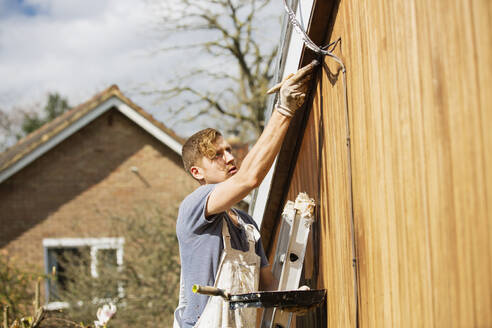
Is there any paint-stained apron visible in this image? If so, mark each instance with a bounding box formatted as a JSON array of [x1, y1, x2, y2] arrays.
[[194, 217, 260, 328]]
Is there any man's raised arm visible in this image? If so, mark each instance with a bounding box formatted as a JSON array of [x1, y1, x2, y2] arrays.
[[206, 60, 318, 215]]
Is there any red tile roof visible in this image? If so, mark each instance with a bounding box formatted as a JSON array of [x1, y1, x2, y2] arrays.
[[0, 85, 183, 173]]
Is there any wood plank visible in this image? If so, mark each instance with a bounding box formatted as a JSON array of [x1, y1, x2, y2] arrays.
[[275, 0, 492, 326]]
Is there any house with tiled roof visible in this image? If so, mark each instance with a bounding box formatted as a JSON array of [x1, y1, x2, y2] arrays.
[[0, 85, 197, 305]]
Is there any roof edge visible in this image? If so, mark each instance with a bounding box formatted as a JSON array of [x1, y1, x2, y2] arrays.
[[0, 85, 183, 183]]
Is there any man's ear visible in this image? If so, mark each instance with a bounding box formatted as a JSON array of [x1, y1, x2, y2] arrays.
[[190, 166, 204, 181]]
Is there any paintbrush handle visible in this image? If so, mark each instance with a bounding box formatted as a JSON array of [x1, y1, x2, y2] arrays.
[[192, 285, 230, 300]]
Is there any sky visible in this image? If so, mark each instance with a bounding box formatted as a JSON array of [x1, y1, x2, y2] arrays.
[[0, 0, 283, 138]]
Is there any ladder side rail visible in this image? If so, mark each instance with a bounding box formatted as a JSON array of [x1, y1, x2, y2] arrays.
[[261, 201, 296, 328], [271, 204, 314, 327], [261, 193, 315, 328]]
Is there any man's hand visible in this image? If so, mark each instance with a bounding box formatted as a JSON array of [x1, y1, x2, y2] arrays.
[[206, 61, 318, 216], [270, 59, 319, 117]]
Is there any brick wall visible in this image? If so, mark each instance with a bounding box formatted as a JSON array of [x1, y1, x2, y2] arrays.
[[0, 108, 197, 272]]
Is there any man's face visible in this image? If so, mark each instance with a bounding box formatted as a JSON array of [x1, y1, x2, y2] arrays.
[[191, 136, 238, 184]]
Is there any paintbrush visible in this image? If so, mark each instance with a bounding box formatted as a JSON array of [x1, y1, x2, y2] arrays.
[[266, 59, 319, 94]]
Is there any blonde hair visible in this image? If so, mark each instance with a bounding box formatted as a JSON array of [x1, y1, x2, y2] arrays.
[[182, 128, 222, 177]]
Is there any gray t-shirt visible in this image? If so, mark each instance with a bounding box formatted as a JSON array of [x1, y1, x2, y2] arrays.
[[176, 184, 268, 327]]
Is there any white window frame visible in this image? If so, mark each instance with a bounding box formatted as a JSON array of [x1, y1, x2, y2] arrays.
[[43, 237, 124, 310]]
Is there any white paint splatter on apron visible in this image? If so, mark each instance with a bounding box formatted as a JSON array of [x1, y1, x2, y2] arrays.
[[194, 218, 260, 328]]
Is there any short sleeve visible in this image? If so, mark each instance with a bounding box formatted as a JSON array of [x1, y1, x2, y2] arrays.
[[177, 184, 220, 234]]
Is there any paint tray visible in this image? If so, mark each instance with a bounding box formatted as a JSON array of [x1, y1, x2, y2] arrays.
[[228, 289, 326, 310]]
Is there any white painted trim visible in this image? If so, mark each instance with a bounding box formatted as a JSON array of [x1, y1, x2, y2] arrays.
[[90, 244, 125, 278], [43, 237, 124, 248], [252, 157, 277, 227], [116, 103, 182, 155], [252, 0, 316, 228], [44, 237, 125, 304], [43, 237, 124, 278], [281, 0, 315, 82], [0, 96, 183, 184]]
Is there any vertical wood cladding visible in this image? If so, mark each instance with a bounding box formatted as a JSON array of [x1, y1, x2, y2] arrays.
[[286, 66, 357, 327], [279, 0, 492, 326]]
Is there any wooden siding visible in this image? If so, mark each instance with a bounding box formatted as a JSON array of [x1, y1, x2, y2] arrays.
[[278, 0, 492, 326], [286, 68, 357, 327]]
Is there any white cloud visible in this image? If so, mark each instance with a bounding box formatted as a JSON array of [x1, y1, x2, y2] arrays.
[[0, 0, 284, 137], [0, 0, 172, 112]]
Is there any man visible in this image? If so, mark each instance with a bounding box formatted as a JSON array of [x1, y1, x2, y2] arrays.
[[175, 60, 318, 328]]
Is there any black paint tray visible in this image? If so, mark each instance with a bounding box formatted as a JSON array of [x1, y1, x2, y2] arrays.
[[228, 289, 326, 310], [193, 285, 326, 311]]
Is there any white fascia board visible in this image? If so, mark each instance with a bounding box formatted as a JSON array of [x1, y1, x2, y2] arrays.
[[0, 97, 183, 184], [116, 102, 183, 156], [281, 0, 315, 80], [252, 157, 277, 227], [252, 0, 315, 228], [0, 97, 121, 184]]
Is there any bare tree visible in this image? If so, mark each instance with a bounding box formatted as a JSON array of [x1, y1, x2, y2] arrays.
[[144, 0, 280, 142], [0, 108, 23, 152]]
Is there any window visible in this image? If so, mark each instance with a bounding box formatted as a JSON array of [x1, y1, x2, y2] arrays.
[[43, 238, 124, 310]]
